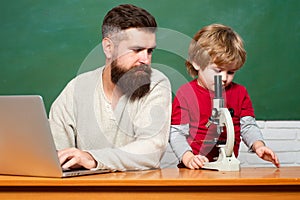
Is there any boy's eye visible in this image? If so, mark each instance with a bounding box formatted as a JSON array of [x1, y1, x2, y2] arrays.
[[228, 71, 235, 75], [215, 69, 222, 73]]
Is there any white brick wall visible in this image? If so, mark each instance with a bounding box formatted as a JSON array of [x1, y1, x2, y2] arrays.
[[238, 120, 300, 167], [160, 120, 300, 168]]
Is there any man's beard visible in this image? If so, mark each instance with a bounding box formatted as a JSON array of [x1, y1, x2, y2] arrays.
[[111, 60, 152, 101]]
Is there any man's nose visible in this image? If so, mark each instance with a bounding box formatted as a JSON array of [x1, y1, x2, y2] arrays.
[[138, 50, 151, 65]]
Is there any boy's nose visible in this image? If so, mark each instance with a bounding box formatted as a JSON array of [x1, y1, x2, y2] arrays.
[[220, 71, 227, 84]]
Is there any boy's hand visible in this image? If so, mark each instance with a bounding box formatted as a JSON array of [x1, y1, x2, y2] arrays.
[[253, 141, 280, 168], [255, 146, 280, 168], [182, 151, 209, 169]]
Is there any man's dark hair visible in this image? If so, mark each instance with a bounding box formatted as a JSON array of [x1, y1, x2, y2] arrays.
[[102, 4, 157, 38]]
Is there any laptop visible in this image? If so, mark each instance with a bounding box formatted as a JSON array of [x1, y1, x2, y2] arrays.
[[0, 95, 110, 178]]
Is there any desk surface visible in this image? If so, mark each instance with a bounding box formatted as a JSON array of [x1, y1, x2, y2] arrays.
[[1, 167, 300, 200], [0, 166, 299, 186]]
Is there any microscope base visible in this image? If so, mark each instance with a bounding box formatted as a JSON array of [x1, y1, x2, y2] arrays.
[[202, 148, 240, 171]]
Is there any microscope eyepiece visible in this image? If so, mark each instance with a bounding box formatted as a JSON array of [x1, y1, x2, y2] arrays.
[[214, 75, 223, 99]]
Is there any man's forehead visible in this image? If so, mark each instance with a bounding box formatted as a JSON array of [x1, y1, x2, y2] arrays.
[[114, 28, 156, 46]]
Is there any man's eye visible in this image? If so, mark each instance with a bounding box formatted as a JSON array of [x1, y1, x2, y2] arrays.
[[133, 49, 142, 52], [147, 48, 154, 54]]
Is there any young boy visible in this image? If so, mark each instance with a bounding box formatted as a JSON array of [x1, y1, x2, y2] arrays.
[[170, 24, 280, 169]]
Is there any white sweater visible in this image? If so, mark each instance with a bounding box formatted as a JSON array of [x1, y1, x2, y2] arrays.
[[49, 66, 172, 171]]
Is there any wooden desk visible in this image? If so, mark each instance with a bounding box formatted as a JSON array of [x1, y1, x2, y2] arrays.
[[0, 167, 299, 200]]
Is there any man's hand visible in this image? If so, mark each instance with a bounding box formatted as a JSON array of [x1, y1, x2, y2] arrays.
[[252, 141, 280, 168], [57, 148, 97, 170]]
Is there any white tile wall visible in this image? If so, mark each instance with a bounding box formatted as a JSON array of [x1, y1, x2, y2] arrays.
[[160, 120, 300, 168]]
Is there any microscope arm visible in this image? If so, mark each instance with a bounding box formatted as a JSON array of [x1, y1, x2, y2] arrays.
[[218, 108, 235, 157]]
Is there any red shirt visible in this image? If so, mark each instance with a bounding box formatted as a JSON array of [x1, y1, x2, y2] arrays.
[[171, 79, 255, 161]]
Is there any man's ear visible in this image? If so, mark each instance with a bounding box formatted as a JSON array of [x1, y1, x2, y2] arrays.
[[102, 37, 114, 59]]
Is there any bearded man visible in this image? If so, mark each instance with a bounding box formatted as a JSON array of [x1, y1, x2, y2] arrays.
[[49, 4, 171, 171]]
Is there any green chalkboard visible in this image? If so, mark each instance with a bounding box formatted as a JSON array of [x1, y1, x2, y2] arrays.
[[0, 0, 299, 120]]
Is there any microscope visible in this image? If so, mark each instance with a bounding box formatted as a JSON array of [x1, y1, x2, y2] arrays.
[[202, 75, 240, 171]]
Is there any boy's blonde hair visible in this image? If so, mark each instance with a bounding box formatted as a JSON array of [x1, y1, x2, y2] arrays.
[[186, 24, 246, 77]]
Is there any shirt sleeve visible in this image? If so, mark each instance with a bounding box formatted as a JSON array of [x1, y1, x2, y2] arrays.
[[171, 88, 191, 125], [240, 116, 264, 152], [169, 124, 192, 161], [240, 87, 255, 117]]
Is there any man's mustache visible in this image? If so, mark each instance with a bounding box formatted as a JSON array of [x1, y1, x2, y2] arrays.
[[128, 64, 151, 73]]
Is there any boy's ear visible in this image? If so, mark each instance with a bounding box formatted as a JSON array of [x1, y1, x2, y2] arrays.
[[192, 62, 200, 70], [102, 37, 114, 59]]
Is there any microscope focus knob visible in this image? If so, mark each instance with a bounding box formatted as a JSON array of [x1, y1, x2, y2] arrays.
[[211, 108, 218, 118]]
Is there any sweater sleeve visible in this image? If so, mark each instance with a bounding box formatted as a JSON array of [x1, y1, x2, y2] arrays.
[[48, 79, 77, 150]]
